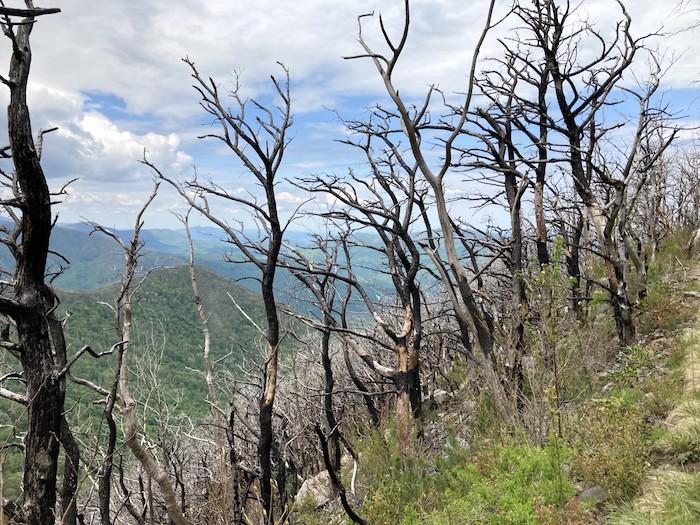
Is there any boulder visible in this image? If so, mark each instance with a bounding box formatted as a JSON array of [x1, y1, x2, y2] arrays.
[[432, 389, 449, 405], [296, 470, 333, 508]]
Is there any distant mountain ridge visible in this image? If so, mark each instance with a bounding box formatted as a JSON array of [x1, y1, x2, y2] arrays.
[[0, 221, 393, 295], [0, 221, 271, 291]]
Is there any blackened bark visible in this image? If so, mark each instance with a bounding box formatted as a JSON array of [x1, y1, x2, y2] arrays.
[[321, 326, 341, 472], [258, 196, 282, 523], [4, 9, 66, 524], [99, 343, 123, 525], [534, 68, 550, 268], [315, 426, 367, 525], [342, 342, 380, 426], [227, 410, 244, 525], [565, 214, 585, 318]]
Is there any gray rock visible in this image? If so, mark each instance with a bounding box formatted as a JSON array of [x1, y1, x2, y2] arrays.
[[578, 485, 608, 505], [296, 470, 333, 508], [432, 389, 449, 405]]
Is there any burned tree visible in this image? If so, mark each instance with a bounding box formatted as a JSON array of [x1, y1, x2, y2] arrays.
[[281, 231, 346, 472], [513, 0, 678, 345], [149, 58, 293, 522], [87, 183, 190, 525], [295, 138, 425, 453], [0, 5, 77, 524], [346, 0, 500, 359]]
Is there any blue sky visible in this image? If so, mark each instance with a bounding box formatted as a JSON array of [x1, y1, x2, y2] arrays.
[[0, 0, 697, 229]]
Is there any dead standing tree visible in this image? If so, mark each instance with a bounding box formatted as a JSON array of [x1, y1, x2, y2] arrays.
[[514, 0, 678, 345], [295, 138, 425, 453], [0, 4, 78, 524], [148, 58, 293, 523], [280, 231, 345, 473], [458, 57, 533, 394], [346, 0, 500, 360], [88, 183, 190, 525]]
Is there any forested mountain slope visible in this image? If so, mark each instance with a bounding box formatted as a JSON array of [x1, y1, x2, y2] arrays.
[[61, 265, 267, 413]]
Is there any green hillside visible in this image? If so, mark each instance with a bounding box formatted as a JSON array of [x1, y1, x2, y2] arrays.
[[61, 265, 267, 415], [0, 265, 269, 500]]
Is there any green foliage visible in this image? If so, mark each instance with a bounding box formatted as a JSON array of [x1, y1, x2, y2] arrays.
[[606, 345, 662, 389], [570, 401, 650, 503], [1, 265, 271, 501], [60, 265, 268, 416], [638, 277, 688, 334], [289, 494, 325, 525], [569, 338, 684, 504], [355, 430, 575, 525]]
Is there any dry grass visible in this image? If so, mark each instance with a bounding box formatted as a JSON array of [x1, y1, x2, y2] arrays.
[[610, 270, 700, 524], [610, 468, 700, 524], [683, 329, 700, 396]]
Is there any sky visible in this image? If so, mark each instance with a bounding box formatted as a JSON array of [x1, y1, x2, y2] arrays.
[[0, 0, 697, 229]]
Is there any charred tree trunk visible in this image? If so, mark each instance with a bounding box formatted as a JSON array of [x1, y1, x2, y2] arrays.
[[393, 339, 421, 453], [568, 219, 585, 318], [150, 61, 291, 522], [98, 343, 124, 525], [227, 410, 245, 525], [342, 342, 380, 426], [0, 7, 66, 524], [320, 325, 340, 472], [505, 176, 527, 399], [258, 211, 282, 523]]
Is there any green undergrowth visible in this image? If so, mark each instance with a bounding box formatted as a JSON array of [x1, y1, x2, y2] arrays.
[[352, 431, 576, 525], [292, 236, 699, 524], [608, 317, 700, 524], [567, 341, 685, 505]]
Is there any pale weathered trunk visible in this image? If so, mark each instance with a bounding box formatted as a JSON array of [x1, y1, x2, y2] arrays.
[[432, 187, 495, 356], [120, 302, 189, 525], [590, 208, 636, 345]]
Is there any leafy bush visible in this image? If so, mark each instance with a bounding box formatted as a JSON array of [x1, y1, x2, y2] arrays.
[[356, 432, 576, 525], [570, 402, 650, 503]]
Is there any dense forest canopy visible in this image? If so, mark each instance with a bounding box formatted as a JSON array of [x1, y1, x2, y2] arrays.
[[1, 1, 700, 524]]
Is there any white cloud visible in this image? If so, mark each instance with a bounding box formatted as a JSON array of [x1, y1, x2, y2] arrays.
[[0, 0, 694, 228], [68, 111, 192, 175], [277, 191, 305, 204], [11, 0, 696, 120]]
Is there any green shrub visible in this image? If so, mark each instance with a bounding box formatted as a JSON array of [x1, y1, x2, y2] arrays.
[[419, 440, 575, 525], [570, 402, 649, 503], [355, 429, 434, 525], [356, 432, 576, 525]]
